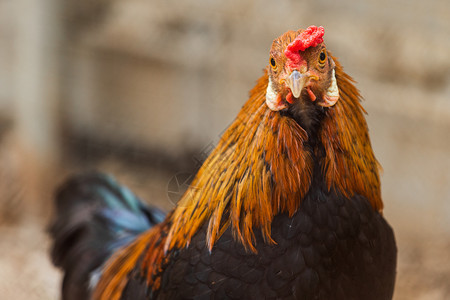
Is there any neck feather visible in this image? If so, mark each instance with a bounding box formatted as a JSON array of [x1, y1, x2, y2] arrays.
[[166, 74, 312, 252], [320, 58, 382, 211]]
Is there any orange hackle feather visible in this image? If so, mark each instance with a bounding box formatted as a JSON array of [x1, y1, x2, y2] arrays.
[[320, 56, 382, 212], [93, 45, 382, 300], [165, 73, 313, 253]]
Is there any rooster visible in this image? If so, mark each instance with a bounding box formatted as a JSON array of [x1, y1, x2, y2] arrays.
[[50, 26, 397, 300]]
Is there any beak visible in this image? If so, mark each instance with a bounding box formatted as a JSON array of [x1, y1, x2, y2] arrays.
[[285, 70, 308, 98]]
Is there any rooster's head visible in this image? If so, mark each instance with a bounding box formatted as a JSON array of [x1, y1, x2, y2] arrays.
[[266, 26, 339, 128]]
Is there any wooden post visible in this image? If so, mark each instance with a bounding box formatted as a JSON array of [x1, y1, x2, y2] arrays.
[[13, 0, 61, 163]]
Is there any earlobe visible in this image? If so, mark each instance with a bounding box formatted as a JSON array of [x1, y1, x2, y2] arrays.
[[320, 68, 339, 107], [266, 77, 287, 111]]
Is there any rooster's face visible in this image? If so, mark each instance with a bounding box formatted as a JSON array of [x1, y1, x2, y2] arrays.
[[266, 26, 339, 118]]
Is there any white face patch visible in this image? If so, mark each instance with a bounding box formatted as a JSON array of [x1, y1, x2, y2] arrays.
[[266, 77, 287, 111], [320, 68, 339, 107], [326, 69, 339, 99]]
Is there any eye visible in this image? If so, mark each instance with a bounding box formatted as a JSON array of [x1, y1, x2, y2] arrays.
[[270, 57, 277, 69], [318, 50, 327, 66]]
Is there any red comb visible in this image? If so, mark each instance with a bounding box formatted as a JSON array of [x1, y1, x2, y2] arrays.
[[284, 26, 325, 69]]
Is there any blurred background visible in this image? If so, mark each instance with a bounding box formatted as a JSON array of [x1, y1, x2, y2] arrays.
[[0, 0, 449, 299]]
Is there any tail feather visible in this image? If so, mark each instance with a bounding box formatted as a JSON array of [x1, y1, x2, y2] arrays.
[[49, 172, 165, 300]]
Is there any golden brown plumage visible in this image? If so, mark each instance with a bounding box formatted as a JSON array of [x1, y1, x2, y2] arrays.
[[51, 26, 396, 300], [321, 59, 382, 211]]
